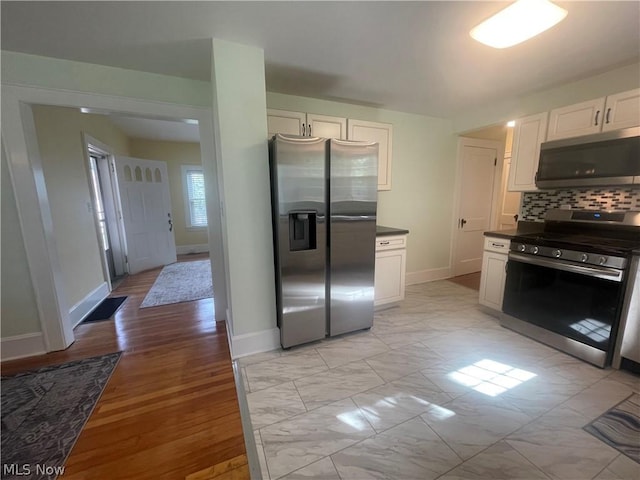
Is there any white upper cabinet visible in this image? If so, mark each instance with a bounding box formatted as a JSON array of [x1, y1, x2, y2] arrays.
[[307, 113, 347, 139], [267, 109, 347, 139], [267, 109, 393, 190], [547, 88, 640, 140], [547, 98, 605, 141], [348, 119, 393, 191], [507, 112, 548, 192], [601, 88, 640, 132], [267, 109, 305, 137]]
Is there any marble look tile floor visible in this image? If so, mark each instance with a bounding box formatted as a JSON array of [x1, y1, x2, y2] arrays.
[[238, 280, 640, 480]]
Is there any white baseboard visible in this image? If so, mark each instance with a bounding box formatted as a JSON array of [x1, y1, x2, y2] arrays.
[[406, 267, 452, 285], [176, 244, 210, 255], [1, 332, 46, 361], [68, 282, 110, 328], [230, 328, 280, 359]]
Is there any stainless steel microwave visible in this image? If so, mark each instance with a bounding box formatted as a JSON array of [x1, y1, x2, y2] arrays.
[[536, 126, 640, 188]]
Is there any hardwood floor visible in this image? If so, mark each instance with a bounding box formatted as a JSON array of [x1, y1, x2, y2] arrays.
[[2, 258, 249, 480], [447, 272, 481, 291]]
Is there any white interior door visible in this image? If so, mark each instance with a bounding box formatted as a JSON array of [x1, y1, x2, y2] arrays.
[[454, 143, 498, 276], [498, 158, 522, 230], [114, 156, 177, 274]]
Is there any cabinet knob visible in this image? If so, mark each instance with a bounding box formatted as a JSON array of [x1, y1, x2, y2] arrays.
[[605, 108, 611, 124], [308, 124, 311, 136], [302, 124, 306, 136], [594, 110, 600, 126]]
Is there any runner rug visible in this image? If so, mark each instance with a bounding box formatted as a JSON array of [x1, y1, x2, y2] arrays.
[[1, 352, 122, 479]]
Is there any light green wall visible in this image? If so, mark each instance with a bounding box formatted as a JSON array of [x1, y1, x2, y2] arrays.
[[129, 138, 208, 248], [1, 142, 42, 337], [453, 62, 640, 133], [267, 93, 458, 274], [2, 51, 212, 107], [211, 39, 276, 337], [32, 105, 130, 308]]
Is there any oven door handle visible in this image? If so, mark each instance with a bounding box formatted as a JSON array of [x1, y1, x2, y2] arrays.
[[508, 252, 624, 282]]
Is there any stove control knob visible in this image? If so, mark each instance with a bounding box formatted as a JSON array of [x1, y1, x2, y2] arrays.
[[532, 246, 539, 254], [518, 244, 526, 252], [599, 256, 608, 266], [581, 253, 589, 263], [553, 249, 562, 258]]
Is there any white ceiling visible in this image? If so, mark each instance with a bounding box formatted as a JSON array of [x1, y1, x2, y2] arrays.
[[108, 115, 201, 143], [2, 1, 639, 120]]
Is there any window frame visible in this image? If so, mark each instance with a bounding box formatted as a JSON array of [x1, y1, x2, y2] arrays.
[[181, 164, 208, 229]]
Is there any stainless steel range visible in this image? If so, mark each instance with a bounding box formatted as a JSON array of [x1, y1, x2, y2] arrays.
[[501, 209, 640, 368]]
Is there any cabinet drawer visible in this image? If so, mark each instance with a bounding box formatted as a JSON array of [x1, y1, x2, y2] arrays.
[[376, 235, 406, 251], [484, 237, 510, 254]]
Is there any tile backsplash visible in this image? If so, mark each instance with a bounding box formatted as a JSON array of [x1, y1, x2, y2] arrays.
[[521, 186, 640, 221]]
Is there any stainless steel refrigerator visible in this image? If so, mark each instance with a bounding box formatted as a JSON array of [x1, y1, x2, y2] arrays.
[[269, 133, 378, 348]]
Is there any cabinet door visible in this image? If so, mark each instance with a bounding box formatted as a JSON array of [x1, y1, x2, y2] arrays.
[[307, 113, 347, 139], [479, 251, 507, 311], [547, 98, 606, 140], [602, 88, 640, 131], [267, 109, 305, 138], [348, 119, 393, 191], [374, 248, 406, 306], [508, 112, 547, 192]]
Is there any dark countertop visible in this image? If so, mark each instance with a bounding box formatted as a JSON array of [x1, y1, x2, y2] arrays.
[[484, 221, 544, 240], [377, 225, 409, 236]]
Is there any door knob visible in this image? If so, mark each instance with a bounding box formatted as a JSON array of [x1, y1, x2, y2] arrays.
[[460, 218, 467, 228], [513, 214, 519, 222], [168, 213, 173, 232]]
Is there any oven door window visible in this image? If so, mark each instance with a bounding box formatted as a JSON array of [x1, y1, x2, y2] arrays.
[[503, 259, 624, 351]]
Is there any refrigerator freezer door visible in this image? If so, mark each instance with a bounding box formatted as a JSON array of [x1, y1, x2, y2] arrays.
[[271, 134, 328, 348], [328, 139, 378, 336]]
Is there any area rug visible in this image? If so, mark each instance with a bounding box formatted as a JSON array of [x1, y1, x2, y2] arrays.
[[584, 393, 640, 464], [81, 296, 127, 324], [140, 260, 213, 308], [1, 352, 122, 479]]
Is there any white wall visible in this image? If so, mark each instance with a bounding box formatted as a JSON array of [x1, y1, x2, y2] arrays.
[[267, 93, 458, 280], [31, 105, 130, 308], [211, 40, 277, 346], [1, 142, 41, 337], [2, 51, 211, 107], [453, 62, 640, 133]]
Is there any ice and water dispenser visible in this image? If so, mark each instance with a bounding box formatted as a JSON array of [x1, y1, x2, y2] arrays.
[[288, 212, 317, 251]]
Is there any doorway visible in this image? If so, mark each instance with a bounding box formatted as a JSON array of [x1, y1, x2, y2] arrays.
[[85, 141, 127, 290], [3, 86, 228, 353], [452, 137, 502, 276]]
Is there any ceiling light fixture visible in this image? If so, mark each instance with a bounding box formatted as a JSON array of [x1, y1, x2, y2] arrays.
[[506, 120, 516, 127], [470, 0, 568, 49]]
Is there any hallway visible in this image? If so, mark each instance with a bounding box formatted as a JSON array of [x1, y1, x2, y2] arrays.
[[2, 257, 249, 479]]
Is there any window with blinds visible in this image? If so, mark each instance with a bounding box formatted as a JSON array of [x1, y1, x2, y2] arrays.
[[182, 166, 207, 227]]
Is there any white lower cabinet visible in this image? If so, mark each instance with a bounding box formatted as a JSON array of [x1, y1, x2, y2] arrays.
[[479, 236, 510, 311], [374, 234, 407, 307]]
